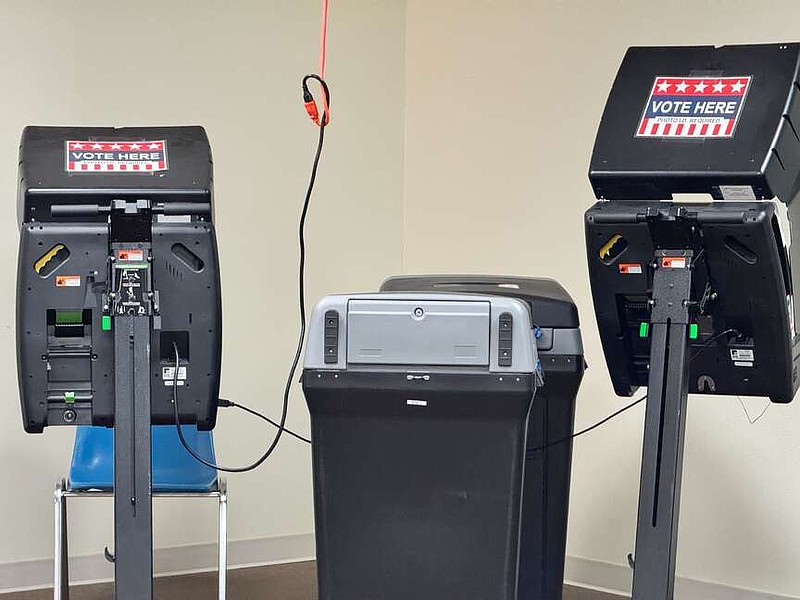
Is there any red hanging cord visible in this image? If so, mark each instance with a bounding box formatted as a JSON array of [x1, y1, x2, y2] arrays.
[[319, 0, 329, 79], [303, 0, 331, 127]]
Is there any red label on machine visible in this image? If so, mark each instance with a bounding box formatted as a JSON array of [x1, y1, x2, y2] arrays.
[[661, 257, 687, 269], [65, 140, 168, 173], [618, 263, 643, 274], [55, 275, 81, 287], [117, 249, 144, 262], [636, 76, 751, 139]]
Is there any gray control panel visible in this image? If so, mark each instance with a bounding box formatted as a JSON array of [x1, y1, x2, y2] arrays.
[[305, 293, 537, 373]]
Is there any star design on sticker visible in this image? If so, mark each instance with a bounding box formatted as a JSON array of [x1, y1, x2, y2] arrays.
[[148, 142, 161, 150], [110, 143, 123, 150], [71, 142, 84, 149], [694, 81, 708, 93], [129, 143, 141, 150], [675, 80, 689, 93], [730, 80, 747, 93], [91, 143, 104, 150], [656, 80, 671, 93], [712, 81, 726, 93]]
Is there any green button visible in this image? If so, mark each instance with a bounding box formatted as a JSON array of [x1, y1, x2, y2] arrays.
[[64, 391, 75, 404], [639, 322, 649, 338], [689, 323, 699, 340], [102, 315, 112, 331]]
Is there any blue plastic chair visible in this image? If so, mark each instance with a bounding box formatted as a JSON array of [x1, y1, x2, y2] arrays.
[[54, 426, 227, 600], [69, 425, 217, 492]]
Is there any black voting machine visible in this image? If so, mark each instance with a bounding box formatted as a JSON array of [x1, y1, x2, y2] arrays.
[[586, 44, 800, 598], [16, 126, 221, 600]]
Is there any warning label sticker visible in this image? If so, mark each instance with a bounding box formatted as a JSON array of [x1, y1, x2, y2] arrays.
[[55, 275, 81, 287], [662, 257, 687, 269], [117, 249, 144, 262], [66, 140, 168, 173], [636, 77, 751, 139], [618, 263, 643, 274]]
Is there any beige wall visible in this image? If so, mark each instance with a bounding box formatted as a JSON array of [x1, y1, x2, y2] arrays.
[[5, 0, 800, 595], [404, 0, 800, 596], [0, 0, 404, 568]]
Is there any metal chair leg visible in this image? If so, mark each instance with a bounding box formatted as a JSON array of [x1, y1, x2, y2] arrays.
[[218, 478, 227, 600], [52, 479, 226, 599], [54, 480, 70, 600]]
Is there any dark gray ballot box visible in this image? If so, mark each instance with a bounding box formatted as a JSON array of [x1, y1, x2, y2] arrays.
[[383, 276, 586, 600], [302, 292, 541, 600]]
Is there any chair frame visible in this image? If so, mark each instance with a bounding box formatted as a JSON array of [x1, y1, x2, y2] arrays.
[[53, 477, 227, 600]]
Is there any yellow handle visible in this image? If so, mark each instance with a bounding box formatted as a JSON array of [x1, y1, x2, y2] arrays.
[[34, 244, 66, 274]]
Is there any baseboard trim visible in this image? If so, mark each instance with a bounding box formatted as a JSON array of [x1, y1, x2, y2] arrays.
[[565, 555, 799, 600], [2, 539, 797, 599], [0, 533, 315, 594]]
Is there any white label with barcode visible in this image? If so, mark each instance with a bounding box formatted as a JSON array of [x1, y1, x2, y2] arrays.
[[730, 349, 754, 362], [162, 366, 187, 382]]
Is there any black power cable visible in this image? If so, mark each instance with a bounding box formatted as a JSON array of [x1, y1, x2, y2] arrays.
[[690, 327, 739, 361], [171, 77, 328, 472], [530, 326, 742, 452], [220, 327, 747, 453], [529, 394, 649, 453], [219, 398, 311, 445]]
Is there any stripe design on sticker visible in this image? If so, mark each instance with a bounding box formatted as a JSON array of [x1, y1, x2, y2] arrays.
[[65, 140, 168, 173], [636, 76, 751, 139]]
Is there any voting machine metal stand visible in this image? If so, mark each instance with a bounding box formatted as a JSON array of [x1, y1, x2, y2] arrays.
[[586, 43, 800, 599], [16, 127, 222, 599]]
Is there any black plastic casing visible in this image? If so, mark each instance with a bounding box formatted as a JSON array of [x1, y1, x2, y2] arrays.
[[18, 125, 213, 224], [303, 371, 534, 600], [590, 44, 800, 203], [381, 275, 586, 600], [587, 43, 800, 405], [16, 126, 221, 432], [586, 201, 797, 403]]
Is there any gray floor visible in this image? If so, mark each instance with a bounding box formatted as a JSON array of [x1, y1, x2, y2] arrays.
[[0, 561, 620, 600]]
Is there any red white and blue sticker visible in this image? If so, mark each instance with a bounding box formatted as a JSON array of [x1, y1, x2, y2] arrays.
[[636, 77, 752, 139], [66, 140, 168, 173]]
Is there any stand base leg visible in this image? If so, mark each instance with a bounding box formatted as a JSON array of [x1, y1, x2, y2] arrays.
[[54, 480, 70, 600]]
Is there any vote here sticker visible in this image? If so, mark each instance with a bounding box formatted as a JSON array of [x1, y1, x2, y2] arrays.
[[65, 140, 168, 173], [636, 76, 751, 139]]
